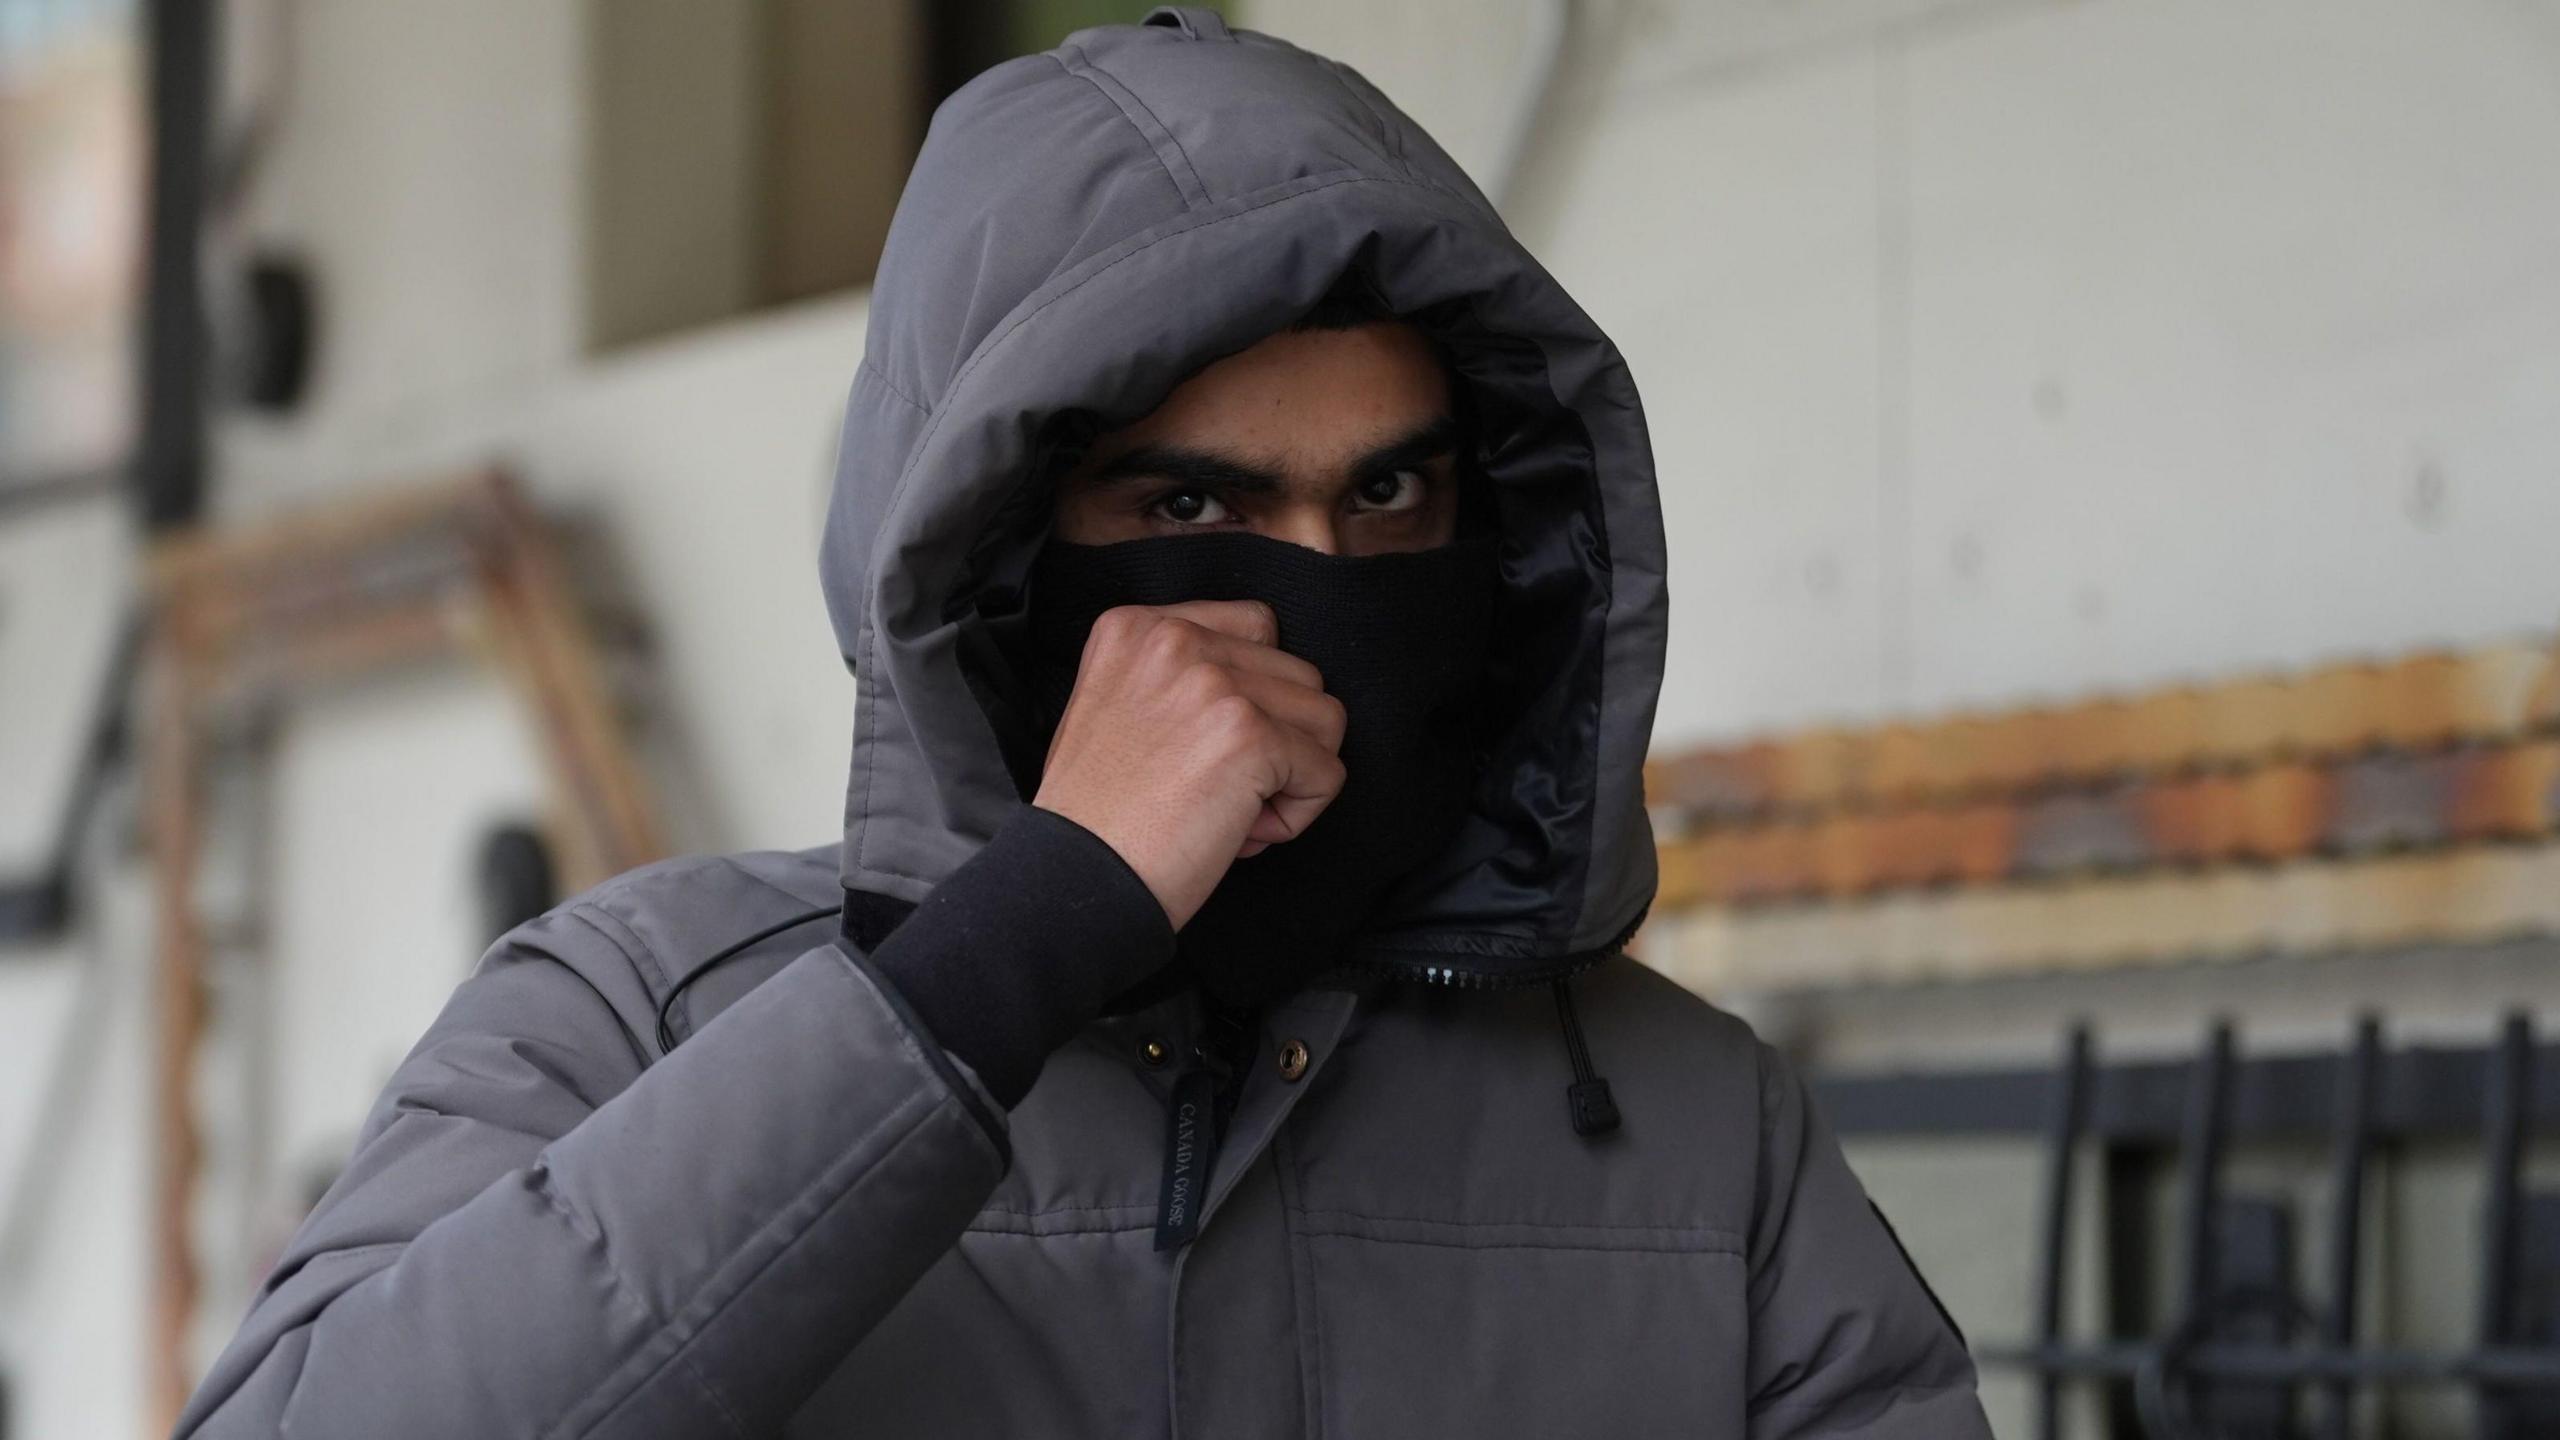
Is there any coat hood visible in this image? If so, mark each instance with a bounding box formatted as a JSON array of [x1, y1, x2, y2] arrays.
[[820, 6, 1667, 988]]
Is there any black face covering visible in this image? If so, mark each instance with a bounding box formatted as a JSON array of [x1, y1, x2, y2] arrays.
[[1020, 528, 1502, 1012]]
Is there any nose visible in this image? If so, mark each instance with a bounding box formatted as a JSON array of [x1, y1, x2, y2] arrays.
[[1261, 506, 1339, 556]]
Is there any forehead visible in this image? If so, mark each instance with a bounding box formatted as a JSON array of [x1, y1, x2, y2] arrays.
[[1090, 321, 1452, 466]]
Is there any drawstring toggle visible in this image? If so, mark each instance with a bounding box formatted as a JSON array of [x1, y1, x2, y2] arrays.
[[1551, 976, 1621, 1136]]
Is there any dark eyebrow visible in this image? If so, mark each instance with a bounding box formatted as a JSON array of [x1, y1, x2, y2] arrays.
[[1084, 413, 1462, 494], [1086, 445, 1285, 495], [1350, 413, 1463, 481]]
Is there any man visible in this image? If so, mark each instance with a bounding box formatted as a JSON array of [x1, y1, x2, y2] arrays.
[[178, 9, 1990, 1437]]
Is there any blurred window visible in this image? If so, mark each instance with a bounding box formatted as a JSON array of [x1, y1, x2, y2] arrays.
[[585, 0, 1222, 353]]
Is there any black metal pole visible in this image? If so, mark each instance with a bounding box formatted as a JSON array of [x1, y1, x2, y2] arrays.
[[138, 0, 217, 532], [2034, 1023, 2091, 1440], [1816, 1020, 2560, 1143], [2320, 1014, 2381, 1440], [2168, 1020, 2237, 1431], [2178, 1020, 2236, 1322], [2477, 1012, 2532, 1440], [2003, 1340, 2560, 1386]]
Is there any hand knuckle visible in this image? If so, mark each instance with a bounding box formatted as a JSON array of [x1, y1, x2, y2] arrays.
[[1206, 692, 1263, 738], [1088, 607, 1144, 651], [1150, 619, 1205, 664]]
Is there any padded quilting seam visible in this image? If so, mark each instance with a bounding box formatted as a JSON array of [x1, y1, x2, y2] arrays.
[[563, 1078, 962, 1438]]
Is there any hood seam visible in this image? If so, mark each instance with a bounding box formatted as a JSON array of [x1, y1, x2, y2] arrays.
[[1314, 56, 1415, 182], [1572, 520, 1617, 945], [858, 357, 929, 417], [1055, 46, 1212, 210], [849, 171, 1452, 885]]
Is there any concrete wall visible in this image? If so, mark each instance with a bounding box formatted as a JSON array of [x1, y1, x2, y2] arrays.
[[1272, 0, 2560, 741], [2, 0, 2558, 1433]]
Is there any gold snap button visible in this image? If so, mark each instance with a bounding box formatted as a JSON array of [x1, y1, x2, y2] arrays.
[[1139, 1037, 1169, 1068], [1276, 1038, 1311, 1082]]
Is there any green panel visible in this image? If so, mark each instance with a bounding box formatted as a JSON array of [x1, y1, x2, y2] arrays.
[[1012, 0, 1224, 57]]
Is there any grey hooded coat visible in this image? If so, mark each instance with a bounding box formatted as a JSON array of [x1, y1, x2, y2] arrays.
[[176, 10, 1992, 1437]]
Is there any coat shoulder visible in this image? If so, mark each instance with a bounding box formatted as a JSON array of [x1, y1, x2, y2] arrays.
[[485, 842, 847, 1049], [1577, 954, 1771, 1072]]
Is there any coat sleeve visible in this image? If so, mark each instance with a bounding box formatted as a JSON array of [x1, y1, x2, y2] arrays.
[[171, 905, 1012, 1440], [1743, 1040, 1995, 1440]]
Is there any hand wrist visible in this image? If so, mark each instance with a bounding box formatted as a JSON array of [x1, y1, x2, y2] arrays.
[[1029, 794, 1180, 929], [856, 802, 1178, 1108]]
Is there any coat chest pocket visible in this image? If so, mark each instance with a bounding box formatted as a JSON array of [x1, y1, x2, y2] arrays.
[[1295, 1216, 1748, 1437]]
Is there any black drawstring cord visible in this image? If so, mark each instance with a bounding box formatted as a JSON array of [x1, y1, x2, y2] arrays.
[[654, 904, 843, 1054], [1551, 975, 1621, 1136]]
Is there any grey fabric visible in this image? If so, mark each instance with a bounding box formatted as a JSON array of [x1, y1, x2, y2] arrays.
[[176, 9, 1991, 1437]]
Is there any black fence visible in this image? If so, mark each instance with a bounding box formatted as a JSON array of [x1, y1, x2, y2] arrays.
[[1817, 1007, 2560, 1439]]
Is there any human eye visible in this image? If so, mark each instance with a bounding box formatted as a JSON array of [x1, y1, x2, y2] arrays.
[[1350, 468, 1429, 514], [1145, 488, 1236, 526]]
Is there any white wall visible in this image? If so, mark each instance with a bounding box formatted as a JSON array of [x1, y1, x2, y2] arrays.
[[5, 0, 2560, 1434], [1267, 0, 2560, 742]]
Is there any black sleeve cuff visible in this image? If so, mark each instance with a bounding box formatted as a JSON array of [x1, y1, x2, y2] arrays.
[[858, 803, 1177, 1108]]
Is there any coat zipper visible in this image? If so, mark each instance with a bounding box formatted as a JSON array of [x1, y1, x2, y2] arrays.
[[1328, 899, 1651, 994], [1330, 901, 1649, 1137]]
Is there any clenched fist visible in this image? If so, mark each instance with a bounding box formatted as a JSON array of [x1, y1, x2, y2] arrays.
[[1032, 599, 1347, 931]]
